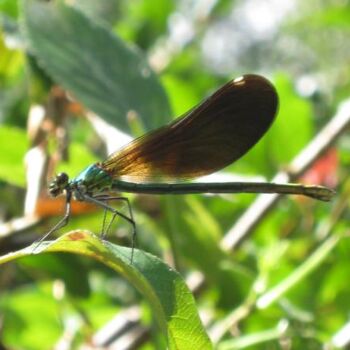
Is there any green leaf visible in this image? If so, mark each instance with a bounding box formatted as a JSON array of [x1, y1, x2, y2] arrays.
[[162, 74, 202, 117], [0, 231, 213, 350], [0, 285, 62, 350], [0, 125, 27, 186], [20, 0, 171, 132], [0, 0, 19, 18], [268, 74, 313, 164]]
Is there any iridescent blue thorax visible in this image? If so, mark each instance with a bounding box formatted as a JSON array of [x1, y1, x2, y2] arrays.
[[70, 164, 113, 200]]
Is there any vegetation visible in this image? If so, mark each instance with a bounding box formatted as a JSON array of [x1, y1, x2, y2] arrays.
[[0, 0, 349, 349]]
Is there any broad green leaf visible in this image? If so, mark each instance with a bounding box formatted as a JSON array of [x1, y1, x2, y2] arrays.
[[20, 0, 171, 132], [0, 231, 213, 350]]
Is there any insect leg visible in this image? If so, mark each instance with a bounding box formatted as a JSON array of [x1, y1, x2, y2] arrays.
[[82, 194, 136, 263], [93, 195, 134, 239], [101, 205, 109, 236], [32, 191, 72, 252]]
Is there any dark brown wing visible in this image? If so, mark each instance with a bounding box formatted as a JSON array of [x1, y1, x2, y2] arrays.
[[102, 74, 278, 183]]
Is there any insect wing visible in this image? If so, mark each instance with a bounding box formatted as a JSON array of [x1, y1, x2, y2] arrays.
[[102, 74, 278, 182]]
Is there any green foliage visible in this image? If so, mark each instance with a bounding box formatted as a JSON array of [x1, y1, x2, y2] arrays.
[[0, 125, 27, 186], [21, 0, 171, 132], [0, 0, 349, 349], [268, 73, 313, 165], [0, 232, 212, 349]]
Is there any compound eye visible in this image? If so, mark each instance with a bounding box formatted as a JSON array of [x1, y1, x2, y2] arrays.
[[56, 172, 69, 186], [48, 172, 69, 197]]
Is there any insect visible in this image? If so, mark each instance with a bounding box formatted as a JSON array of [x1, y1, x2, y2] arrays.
[[42, 74, 334, 255]]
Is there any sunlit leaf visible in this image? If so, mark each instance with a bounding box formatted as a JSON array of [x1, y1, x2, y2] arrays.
[[0, 231, 213, 350], [21, 0, 171, 132]]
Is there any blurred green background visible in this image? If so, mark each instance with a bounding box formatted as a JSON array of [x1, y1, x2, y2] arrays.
[[0, 0, 349, 349]]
